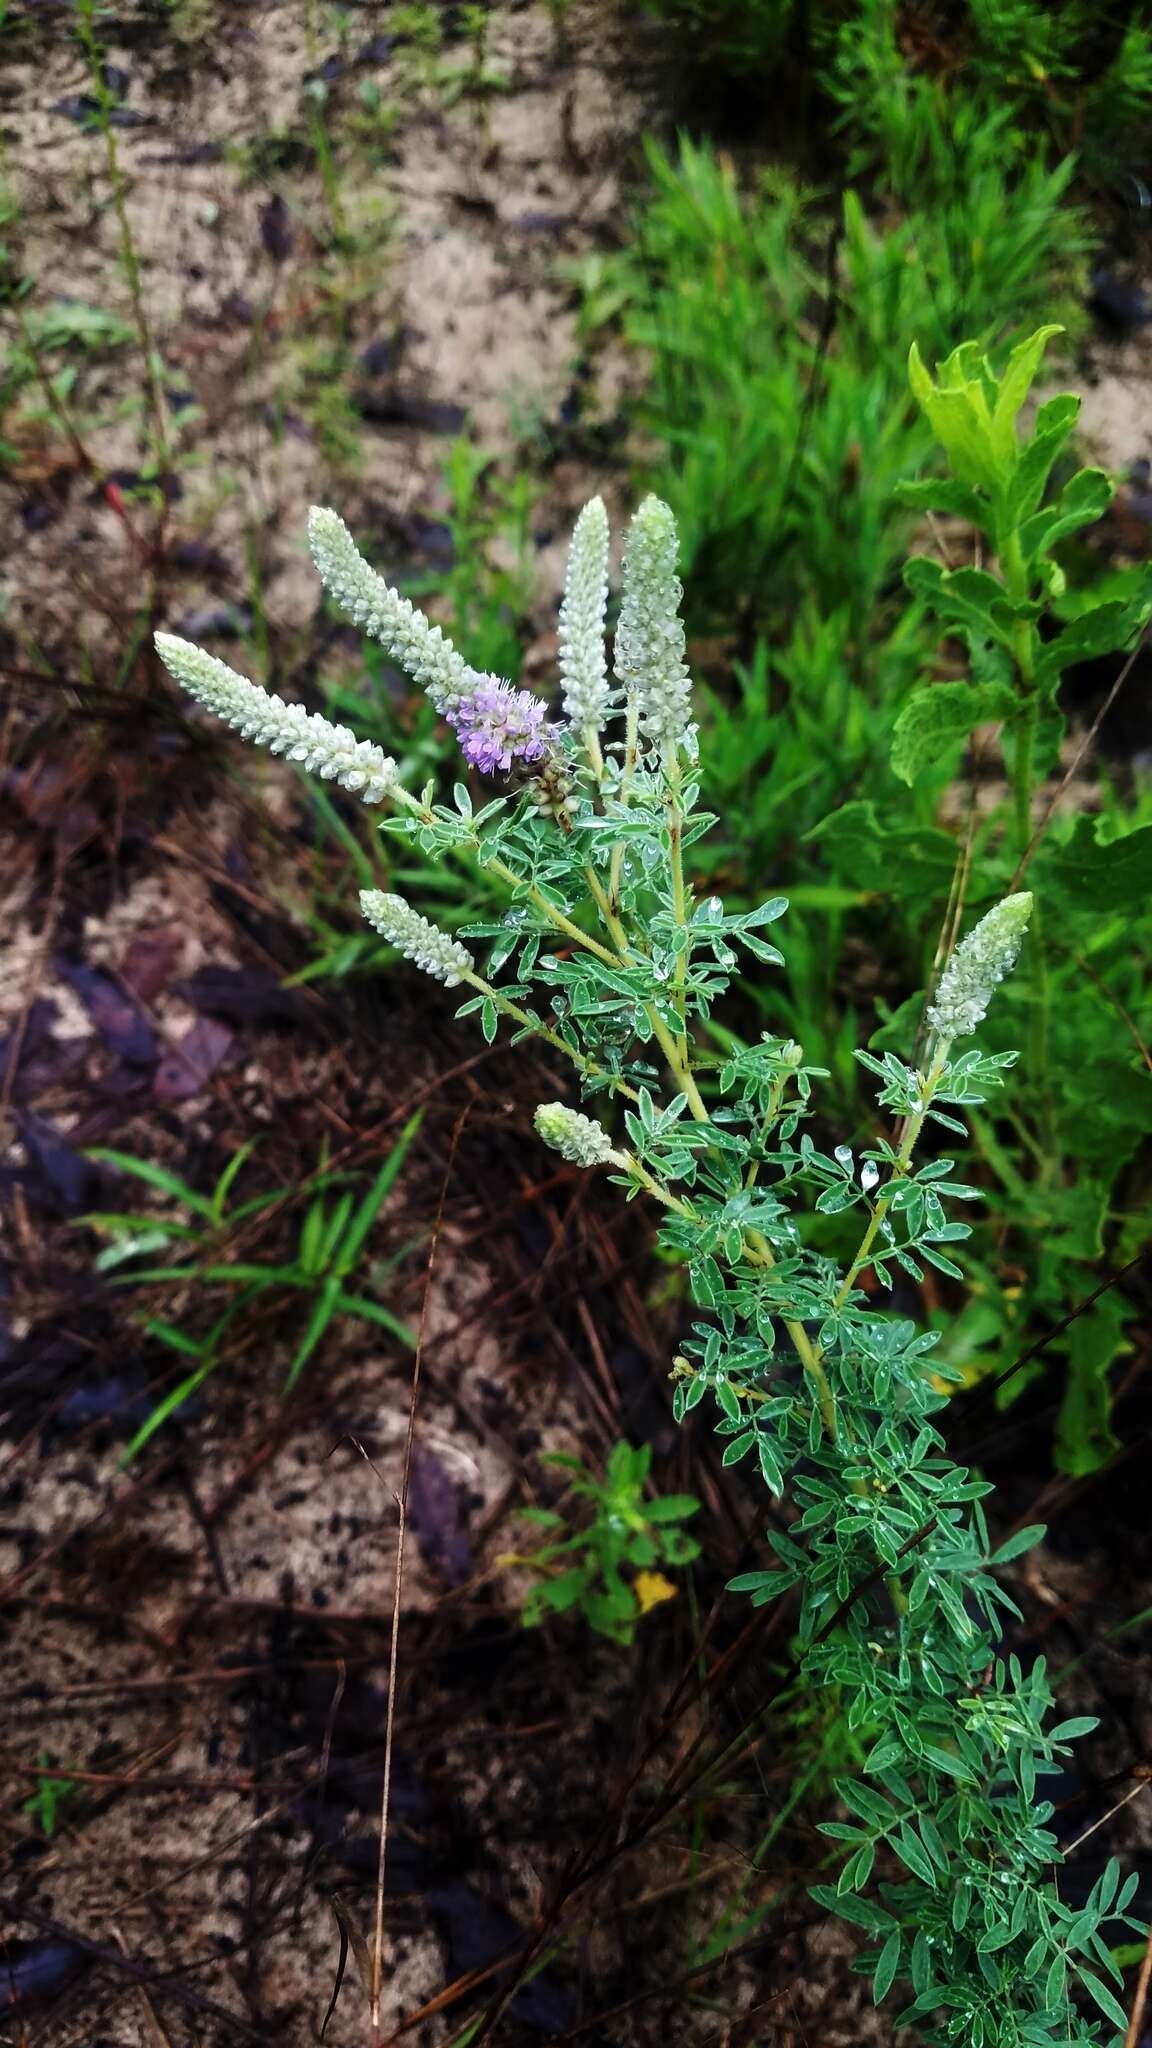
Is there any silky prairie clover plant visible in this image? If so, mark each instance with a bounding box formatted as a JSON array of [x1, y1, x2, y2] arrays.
[[155, 499, 1142, 2046]]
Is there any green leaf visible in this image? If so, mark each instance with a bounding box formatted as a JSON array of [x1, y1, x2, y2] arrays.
[[806, 802, 957, 900], [285, 1275, 343, 1388], [336, 1293, 417, 1349], [837, 1779, 897, 1829], [903, 558, 1018, 646], [989, 324, 1064, 467], [1040, 815, 1152, 914], [1048, 1715, 1100, 1743], [990, 1523, 1046, 1566], [540, 1568, 593, 1614], [93, 1229, 178, 1272], [120, 1359, 216, 1465], [872, 1928, 902, 2004], [1008, 392, 1081, 522], [333, 1112, 424, 1276], [1077, 1966, 1130, 2031], [1049, 1294, 1131, 1474], [892, 477, 988, 528], [1017, 467, 1114, 565], [211, 1136, 259, 1219], [1035, 598, 1151, 689], [727, 1567, 796, 1603], [85, 1149, 218, 1222], [908, 342, 998, 490], [716, 1377, 742, 1422], [892, 1819, 937, 1887], [757, 1438, 783, 1493], [645, 1494, 701, 1521], [891, 680, 1018, 785]]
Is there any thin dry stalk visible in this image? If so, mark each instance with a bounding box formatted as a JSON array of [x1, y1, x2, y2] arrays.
[[1124, 1919, 1152, 2048], [369, 1106, 468, 2042]]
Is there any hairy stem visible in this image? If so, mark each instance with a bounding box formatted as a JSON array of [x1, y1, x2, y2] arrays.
[[832, 1041, 950, 1314], [665, 755, 691, 1063], [459, 971, 641, 1103]]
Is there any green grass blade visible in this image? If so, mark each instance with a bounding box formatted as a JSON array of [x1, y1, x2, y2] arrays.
[[119, 1359, 216, 1465], [314, 1191, 355, 1274], [284, 1275, 343, 1389], [333, 1113, 423, 1278], [211, 1137, 260, 1219], [336, 1292, 417, 1349], [85, 1149, 218, 1221]]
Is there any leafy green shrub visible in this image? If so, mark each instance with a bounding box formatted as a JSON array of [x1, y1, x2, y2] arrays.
[[823, 0, 1152, 185], [155, 480, 1148, 2045], [585, 135, 1148, 1470], [640, 0, 1152, 186], [584, 133, 1087, 645]]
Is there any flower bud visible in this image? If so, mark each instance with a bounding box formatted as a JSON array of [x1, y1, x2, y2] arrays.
[[613, 496, 693, 757], [927, 892, 1033, 1042], [534, 1102, 614, 1167], [360, 891, 473, 987]]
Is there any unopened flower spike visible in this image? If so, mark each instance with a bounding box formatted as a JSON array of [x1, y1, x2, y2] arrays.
[[360, 890, 473, 987], [559, 496, 613, 736], [154, 634, 398, 804], [927, 892, 1033, 1043], [534, 1102, 614, 1168], [613, 495, 693, 757], [308, 506, 486, 718]]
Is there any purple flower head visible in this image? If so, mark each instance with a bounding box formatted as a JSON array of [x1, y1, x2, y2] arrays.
[[448, 676, 556, 776]]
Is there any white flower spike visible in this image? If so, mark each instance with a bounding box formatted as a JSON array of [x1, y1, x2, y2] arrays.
[[154, 633, 398, 803], [559, 496, 613, 737], [613, 495, 693, 757], [360, 890, 473, 987], [308, 507, 487, 717], [928, 892, 1033, 1043]]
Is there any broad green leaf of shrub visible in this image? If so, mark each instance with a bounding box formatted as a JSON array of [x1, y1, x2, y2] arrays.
[[1053, 1292, 1134, 1476], [908, 341, 999, 491], [891, 679, 1019, 784], [1006, 393, 1081, 523], [892, 477, 988, 528], [908, 327, 1063, 494], [806, 800, 957, 897], [904, 557, 1026, 649], [1035, 594, 1152, 688], [1017, 467, 1113, 566], [989, 324, 1065, 466], [1039, 814, 1152, 913]]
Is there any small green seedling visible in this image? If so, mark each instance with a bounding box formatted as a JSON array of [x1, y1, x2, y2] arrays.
[[82, 1118, 422, 1458], [23, 1756, 80, 1838], [512, 1441, 700, 1644]]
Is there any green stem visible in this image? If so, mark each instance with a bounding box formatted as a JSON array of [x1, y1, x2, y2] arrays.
[[608, 689, 641, 919], [831, 1042, 950, 1316], [459, 970, 640, 1102], [583, 864, 708, 1121], [583, 727, 605, 781], [1001, 528, 1054, 1163], [666, 756, 691, 1063], [606, 1148, 695, 1217]]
